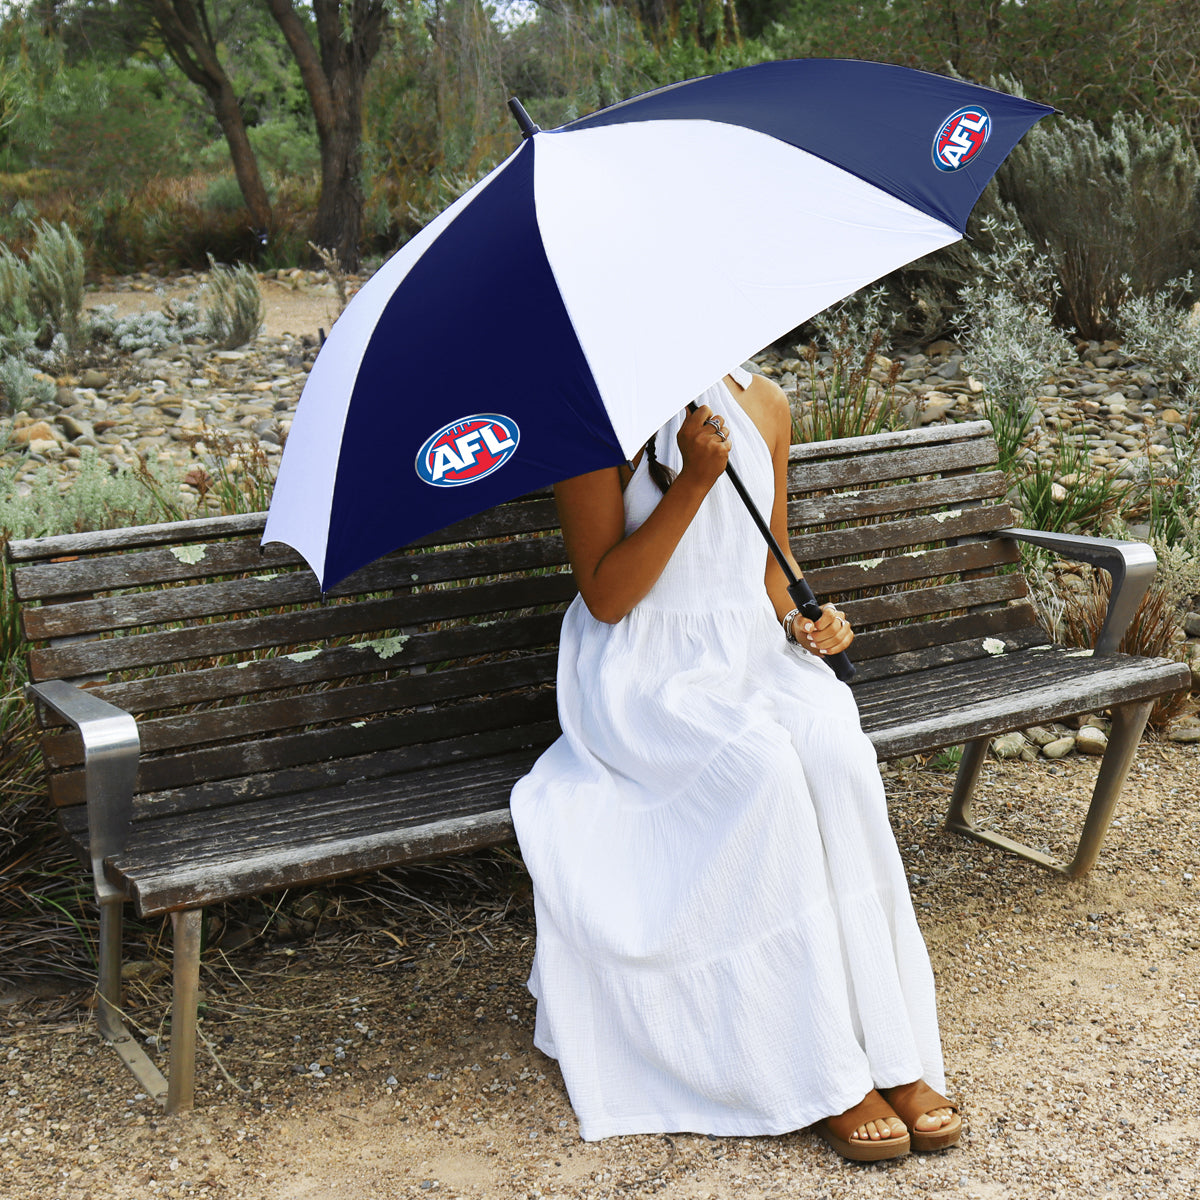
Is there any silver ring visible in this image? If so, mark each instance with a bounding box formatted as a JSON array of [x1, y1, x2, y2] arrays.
[[705, 416, 727, 441]]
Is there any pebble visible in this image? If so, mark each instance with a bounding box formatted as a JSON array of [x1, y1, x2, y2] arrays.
[[1075, 725, 1109, 756]]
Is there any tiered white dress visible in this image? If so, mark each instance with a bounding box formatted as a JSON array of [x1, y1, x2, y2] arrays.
[[509, 370, 944, 1141]]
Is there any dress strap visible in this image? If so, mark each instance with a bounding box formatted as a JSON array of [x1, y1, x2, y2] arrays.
[[728, 364, 753, 390]]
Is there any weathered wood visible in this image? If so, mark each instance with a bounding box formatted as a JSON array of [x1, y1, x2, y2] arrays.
[[786, 438, 998, 495], [788, 502, 1014, 565], [861, 650, 1191, 759], [803, 537, 1022, 597], [41, 653, 560, 766], [787, 470, 1008, 528], [787, 419, 995, 463]]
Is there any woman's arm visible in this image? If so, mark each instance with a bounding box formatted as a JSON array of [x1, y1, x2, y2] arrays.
[[555, 404, 729, 624], [747, 375, 855, 659]]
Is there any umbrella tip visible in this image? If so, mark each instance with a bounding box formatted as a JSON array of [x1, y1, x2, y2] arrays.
[[508, 97, 540, 139]]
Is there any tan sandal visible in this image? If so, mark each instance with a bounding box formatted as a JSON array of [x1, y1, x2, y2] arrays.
[[814, 1089, 910, 1162], [879, 1081, 961, 1152]]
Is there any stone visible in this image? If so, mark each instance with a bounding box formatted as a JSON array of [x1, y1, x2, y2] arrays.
[[1024, 725, 1057, 746], [1075, 725, 1108, 756], [925, 340, 958, 358], [1042, 736, 1077, 759], [78, 368, 109, 390], [1160, 408, 1184, 425], [1183, 612, 1200, 638], [27, 437, 60, 456], [991, 732, 1028, 759], [9, 420, 59, 447], [1166, 717, 1200, 743]]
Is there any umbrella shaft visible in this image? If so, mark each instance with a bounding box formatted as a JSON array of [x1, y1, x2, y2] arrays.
[[723, 459, 798, 586]]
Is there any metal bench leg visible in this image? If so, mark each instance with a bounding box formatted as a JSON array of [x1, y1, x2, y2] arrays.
[[945, 735, 990, 832], [944, 700, 1155, 877], [1063, 699, 1154, 878], [166, 909, 204, 1114], [95, 895, 169, 1106]]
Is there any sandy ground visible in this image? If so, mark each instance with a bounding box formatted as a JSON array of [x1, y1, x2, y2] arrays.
[[3, 744, 1199, 1200], [85, 274, 348, 342]]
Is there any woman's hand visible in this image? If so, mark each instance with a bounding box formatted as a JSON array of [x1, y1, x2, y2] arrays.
[[677, 404, 731, 489], [793, 604, 854, 657]]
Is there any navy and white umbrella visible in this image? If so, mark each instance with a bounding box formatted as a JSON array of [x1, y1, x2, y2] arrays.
[[264, 59, 1052, 592]]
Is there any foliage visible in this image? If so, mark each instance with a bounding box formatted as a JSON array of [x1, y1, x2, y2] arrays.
[[200, 256, 264, 349], [89, 298, 203, 353], [23, 219, 89, 363], [1117, 276, 1200, 403], [1004, 433, 1132, 535], [790, 329, 904, 443], [0, 354, 54, 413], [995, 110, 1200, 338]]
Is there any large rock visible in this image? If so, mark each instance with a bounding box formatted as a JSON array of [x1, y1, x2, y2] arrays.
[[1075, 725, 1109, 756]]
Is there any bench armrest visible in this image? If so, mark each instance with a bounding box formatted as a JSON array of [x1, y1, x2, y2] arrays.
[[997, 528, 1158, 656], [26, 680, 140, 904]]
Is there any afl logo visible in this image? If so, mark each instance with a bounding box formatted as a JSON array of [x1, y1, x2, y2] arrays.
[[415, 413, 520, 487], [933, 106, 991, 172]]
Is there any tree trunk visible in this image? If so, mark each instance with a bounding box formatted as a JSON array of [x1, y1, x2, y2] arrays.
[[145, 0, 273, 236], [266, 0, 386, 272]]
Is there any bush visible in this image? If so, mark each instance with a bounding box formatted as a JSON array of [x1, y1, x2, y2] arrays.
[[201, 256, 264, 349], [996, 110, 1200, 338], [23, 219, 89, 364], [1117, 275, 1200, 402]]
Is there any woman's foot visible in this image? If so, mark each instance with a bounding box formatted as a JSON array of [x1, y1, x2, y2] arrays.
[[879, 1081, 962, 1152], [814, 1089, 910, 1162]]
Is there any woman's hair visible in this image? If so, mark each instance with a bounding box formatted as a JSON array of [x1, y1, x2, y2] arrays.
[[644, 430, 676, 495]]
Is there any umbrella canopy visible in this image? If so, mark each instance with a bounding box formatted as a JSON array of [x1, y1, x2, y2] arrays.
[[264, 59, 1052, 591]]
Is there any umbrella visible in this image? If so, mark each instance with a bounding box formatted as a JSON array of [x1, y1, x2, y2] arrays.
[[264, 59, 1053, 679]]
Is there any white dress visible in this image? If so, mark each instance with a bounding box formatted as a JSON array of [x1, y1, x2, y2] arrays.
[[509, 370, 944, 1141]]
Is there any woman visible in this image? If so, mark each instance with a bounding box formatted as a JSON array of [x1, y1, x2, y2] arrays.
[[509, 366, 960, 1160]]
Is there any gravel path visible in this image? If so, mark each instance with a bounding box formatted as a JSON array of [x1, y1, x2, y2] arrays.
[[3, 744, 1198, 1200]]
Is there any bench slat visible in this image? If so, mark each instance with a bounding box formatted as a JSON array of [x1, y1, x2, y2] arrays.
[[21, 537, 572, 639], [28, 580, 572, 681], [804, 537, 1022, 596], [788, 470, 1008, 527], [42, 652, 560, 766], [787, 420, 994, 464], [786, 438, 998, 494], [860, 651, 1191, 758], [849, 604, 1044, 664], [789, 501, 1014, 564], [840, 573, 1028, 627], [51, 690, 558, 803]]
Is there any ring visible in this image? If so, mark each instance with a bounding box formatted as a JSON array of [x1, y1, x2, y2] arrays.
[[705, 416, 727, 441]]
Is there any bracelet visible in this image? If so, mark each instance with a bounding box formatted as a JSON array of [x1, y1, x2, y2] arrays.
[[782, 608, 801, 644]]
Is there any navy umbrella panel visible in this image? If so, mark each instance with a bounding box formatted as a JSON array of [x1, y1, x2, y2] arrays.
[[264, 59, 1052, 592]]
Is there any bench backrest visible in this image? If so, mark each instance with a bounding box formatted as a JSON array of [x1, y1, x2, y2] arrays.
[[12, 419, 1041, 819]]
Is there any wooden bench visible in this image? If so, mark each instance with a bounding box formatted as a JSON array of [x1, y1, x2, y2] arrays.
[[11, 419, 1190, 1113]]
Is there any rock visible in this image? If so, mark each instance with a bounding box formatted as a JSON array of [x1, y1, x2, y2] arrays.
[[1160, 408, 1184, 425], [78, 369, 110, 390], [991, 732, 1028, 759], [920, 394, 956, 424], [925, 340, 958, 358], [9, 420, 59, 447], [55, 414, 93, 441], [1166, 717, 1200, 743], [1024, 726, 1057, 746], [1042, 736, 1077, 759], [1075, 725, 1109, 756], [1050, 482, 1068, 502], [28, 438, 60, 456], [1182, 612, 1200, 638]]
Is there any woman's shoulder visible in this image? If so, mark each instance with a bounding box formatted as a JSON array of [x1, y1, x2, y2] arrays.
[[732, 372, 791, 453]]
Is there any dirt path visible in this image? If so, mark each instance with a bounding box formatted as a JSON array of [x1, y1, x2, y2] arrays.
[[85, 274, 351, 341], [3, 743, 1198, 1200]]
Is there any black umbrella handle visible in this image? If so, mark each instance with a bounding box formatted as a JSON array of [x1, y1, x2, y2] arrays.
[[785, 574, 857, 683]]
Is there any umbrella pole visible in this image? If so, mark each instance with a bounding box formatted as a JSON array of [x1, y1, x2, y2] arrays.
[[690, 400, 855, 682], [722, 459, 856, 683]]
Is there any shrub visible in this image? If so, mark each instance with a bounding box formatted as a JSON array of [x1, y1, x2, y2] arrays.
[[0, 355, 54, 414], [996, 110, 1200, 338], [201, 256, 264, 349], [90, 300, 203, 354], [1117, 275, 1200, 402], [23, 220, 89, 364]]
